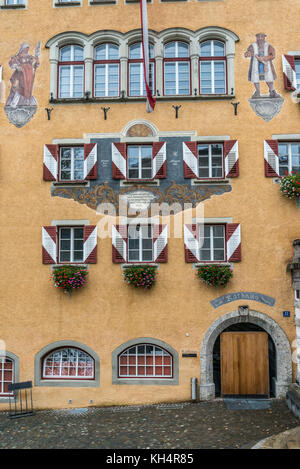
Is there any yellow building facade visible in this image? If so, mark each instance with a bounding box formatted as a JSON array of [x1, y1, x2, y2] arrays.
[[0, 0, 299, 409]]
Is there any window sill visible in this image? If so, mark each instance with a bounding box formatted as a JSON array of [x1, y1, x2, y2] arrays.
[[54, 1, 81, 6], [50, 95, 235, 104], [191, 178, 230, 186], [36, 379, 98, 387], [193, 262, 233, 269], [50, 263, 89, 271], [52, 181, 90, 187], [113, 378, 177, 385], [120, 179, 159, 187], [0, 4, 26, 9], [90, 0, 116, 3], [121, 263, 160, 270]]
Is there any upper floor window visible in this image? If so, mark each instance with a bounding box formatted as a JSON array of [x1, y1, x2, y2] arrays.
[[118, 344, 173, 378], [0, 358, 14, 396], [128, 42, 154, 97], [278, 142, 300, 176], [199, 225, 225, 262], [199, 40, 226, 94], [127, 145, 152, 180], [42, 347, 94, 379], [94, 43, 119, 97], [59, 146, 84, 182], [59, 227, 84, 263], [128, 224, 153, 262], [5, 0, 24, 4], [164, 41, 190, 95], [295, 60, 300, 90], [198, 143, 223, 178], [58, 45, 84, 98]]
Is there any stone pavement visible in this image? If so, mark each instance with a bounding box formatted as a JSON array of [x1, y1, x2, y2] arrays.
[[0, 399, 298, 449]]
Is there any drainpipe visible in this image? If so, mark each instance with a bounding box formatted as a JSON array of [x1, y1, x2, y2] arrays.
[[287, 239, 300, 384], [191, 377, 198, 401]]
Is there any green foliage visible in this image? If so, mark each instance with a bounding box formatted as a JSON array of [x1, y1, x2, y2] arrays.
[[51, 265, 88, 293], [123, 265, 156, 290], [197, 264, 233, 287]]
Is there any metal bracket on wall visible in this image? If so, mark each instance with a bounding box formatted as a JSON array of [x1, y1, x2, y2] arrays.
[[231, 101, 240, 116], [172, 105, 181, 118], [101, 107, 110, 120], [45, 108, 53, 121]]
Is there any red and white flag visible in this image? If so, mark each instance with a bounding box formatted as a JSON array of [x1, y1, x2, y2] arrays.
[[140, 0, 156, 112]]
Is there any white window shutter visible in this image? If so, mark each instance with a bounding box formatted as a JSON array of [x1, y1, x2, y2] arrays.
[[112, 143, 127, 179], [184, 224, 199, 262], [83, 225, 97, 263], [153, 224, 168, 262], [84, 143, 97, 180], [264, 140, 279, 177], [43, 145, 58, 181], [112, 225, 127, 263], [42, 226, 57, 264], [152, 142, 166, 179], [224, 140, 239, 178], [183, 142, 198, 178]]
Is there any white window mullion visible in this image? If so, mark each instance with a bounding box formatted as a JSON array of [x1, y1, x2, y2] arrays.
[[140, 63, 144, 96], [70, 65, 74, 98], [139, 229, 142, 262], [210, 226, 214, 261], [138, 146, 142, 179], [289, 144, 293, 173], [59, 353, 62, 378], [70, 228, 74, 263], [105, 64, 109, 97], [211, 61, 215, 94], [135, 346, 138, 376], [1, 359, 3, 394], [175, 62, 179, 95], [208, 145, 212, 178]]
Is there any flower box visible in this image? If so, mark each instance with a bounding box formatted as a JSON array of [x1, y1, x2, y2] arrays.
[[51, 265, 88, 295], [123, 265, 157, 290], [197, 264, 233, 287]]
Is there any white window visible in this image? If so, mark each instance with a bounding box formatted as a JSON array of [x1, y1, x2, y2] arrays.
[[118, 344, 173, 378], [127, 145, 152, 179], [128, 225, 153, 262], [129, 42, 155, 96], [295, 60, 300, 90], [0, 358, 14, 396], [278, 142, 300, 176], [164, 41, 190, 95], [199, 225, 225, 262], [59, 227, 84, 262], [198, 143, 223, 178], [58, 45, 84, 98], [94, 43, 119, 97], [5, 0, 24, 4], [59, 146, 84, 181], [200, 40, 226, 94], [42, 348, 94, 379]]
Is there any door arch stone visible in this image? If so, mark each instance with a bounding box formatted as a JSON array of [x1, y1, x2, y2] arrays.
[[199, 308, 292, 400]]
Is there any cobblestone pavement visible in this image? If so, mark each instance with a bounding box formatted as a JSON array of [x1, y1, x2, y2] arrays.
[[0, 399, 298, 449]]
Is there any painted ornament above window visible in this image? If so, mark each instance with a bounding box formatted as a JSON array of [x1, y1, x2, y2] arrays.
[[4, 41, 41, 128], [244, 33, 284, 122]]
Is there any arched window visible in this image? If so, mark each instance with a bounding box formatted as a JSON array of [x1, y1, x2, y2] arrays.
[[164, 41, 190, 95], [42, 347, 95, 380], [118, 344, 173, 378], [128, 42, 155, 97], [94, 43, 120, 97], [0, 358, 14, 396], [58, 45, 84, 98], [199, 40, 226, 94]]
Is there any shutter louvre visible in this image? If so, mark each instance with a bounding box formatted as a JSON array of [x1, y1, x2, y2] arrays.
[[183, 142, 198, 178], [264, 140, 280, 177], [83, 225, 97, 263], [226, 223, 241, 262], [43, 144, 58, 181], [282, 54, 297, 91], [184, 224, 199, 262], [112, 143, 127, 179], [42, 226, 57, 264], [84, 143, 97, 180], [224, 140, 239, 178], [152, 142, 167, 179], [112, 224, 127, 263], [153, 224, 168, 262]]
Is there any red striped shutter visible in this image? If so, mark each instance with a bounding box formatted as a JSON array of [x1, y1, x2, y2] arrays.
[[226, 223, 241, 262], [224, 140, 239, 178], [112, 224, 127, 263], [183, 142, 198, 178], [152, 142, 167, 179], [264, 140, 280, 177], [83, 225, 97, 263], [282, 54, 297, 91], [42, 226, 57, 264], [84, 143, 97, 180], [184, 224, 199, 262], [112, 143, 127, 179], [43, 145, 58, 181], [153, 224, 168, 262]]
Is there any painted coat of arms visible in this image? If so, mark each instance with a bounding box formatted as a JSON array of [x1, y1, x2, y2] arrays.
[[4, 41, 41, 128]]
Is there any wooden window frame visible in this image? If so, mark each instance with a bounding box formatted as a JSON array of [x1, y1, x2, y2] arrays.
[[118, 344, 173, 379], [197, 142, 224, 180], [127, 224, 154, 263], [58, 145, 85, 183], [42, 347, 95, 381], [163, 41, 191, 96], [58, 45, 84, 99], [0, 358, 14, 396], [58, 226, 85, 264], [198, 224, 226, 263], [278, 141, 300, 176], [199, 40, 227, 95], [93, 43, 120, 98], [128, 42, 155, 97]]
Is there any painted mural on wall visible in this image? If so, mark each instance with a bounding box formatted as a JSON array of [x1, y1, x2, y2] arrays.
[[4, 41, 41, 128], [244, 33, 284, 122]]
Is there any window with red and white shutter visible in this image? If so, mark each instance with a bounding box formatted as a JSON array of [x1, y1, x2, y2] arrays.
[[264, 140, 280, 177], [43, 143, 97, 181], [42, 225, 97, 264], [112, 224, 168, 263], [183, 140, 239, 179], [184, 223, 241, 262], [282, 54, 297, 91]]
